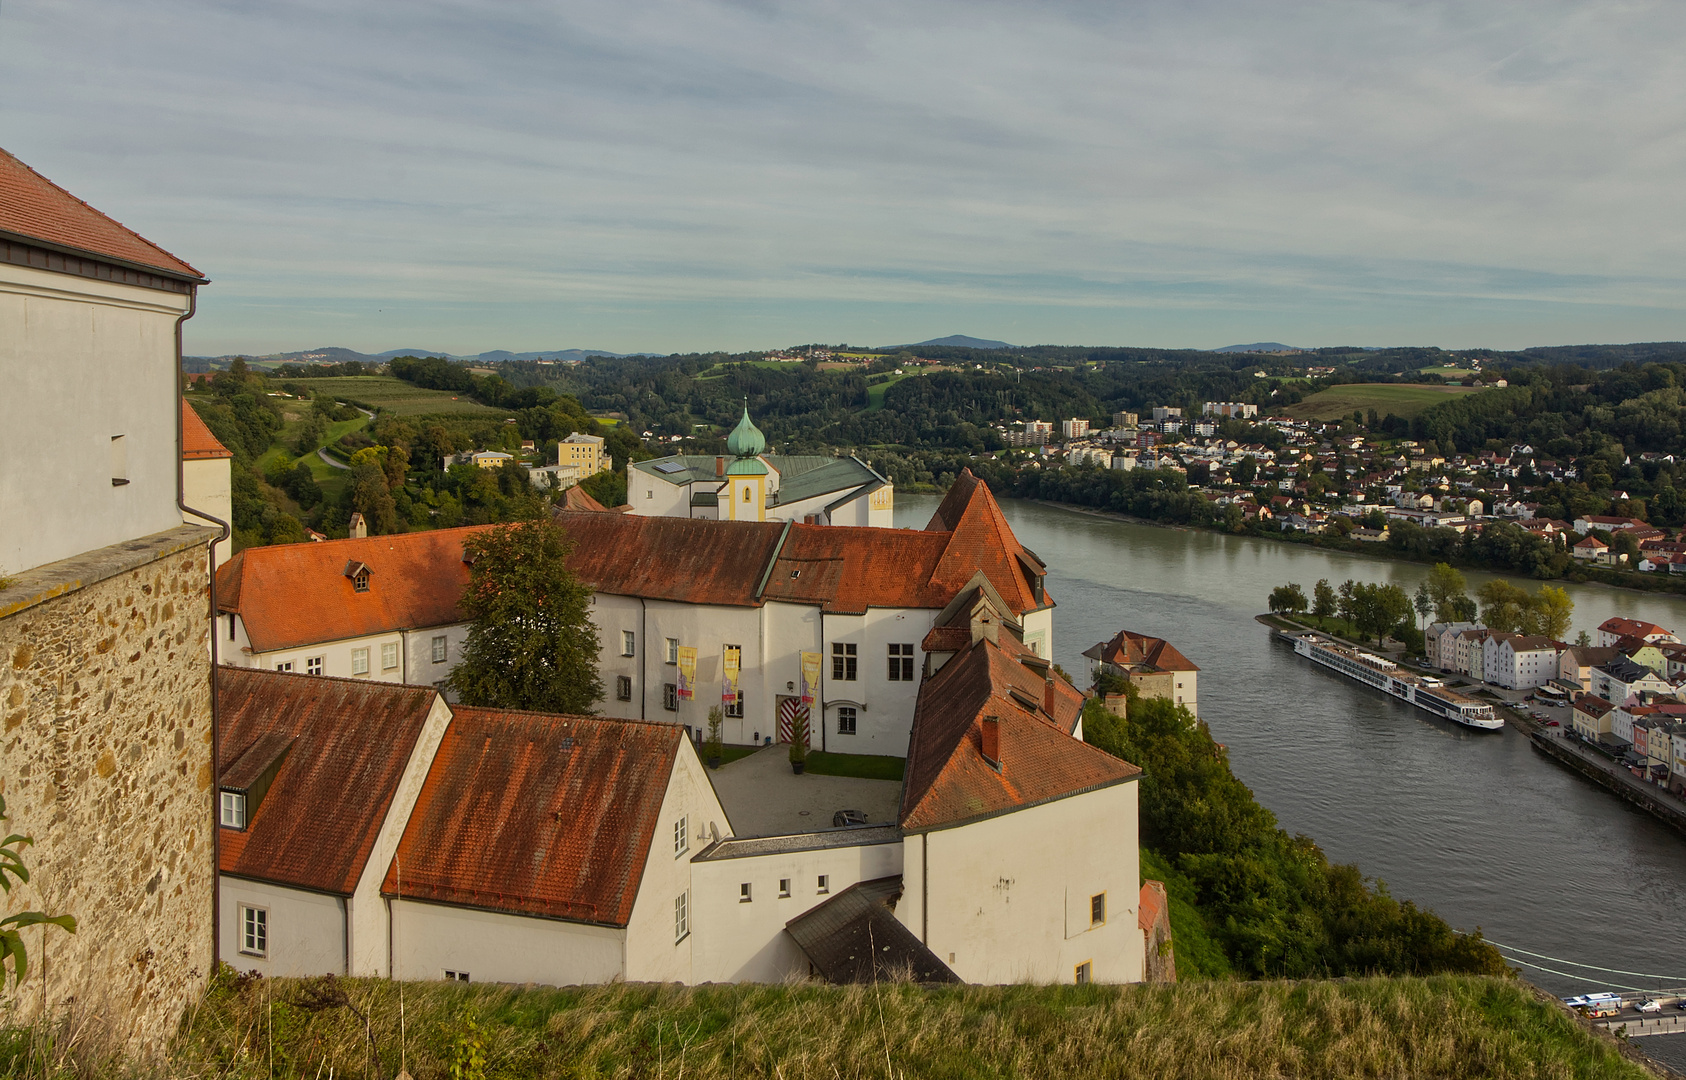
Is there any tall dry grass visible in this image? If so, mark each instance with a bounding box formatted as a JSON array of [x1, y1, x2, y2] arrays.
[[148, 970, 1658, 1080]]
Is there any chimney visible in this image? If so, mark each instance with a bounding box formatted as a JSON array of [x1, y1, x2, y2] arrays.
[[716, 456, 726, 477], [1043, 676, 1058, 716], [979, 715, 1001, 771], [348, 512, 367, 539]]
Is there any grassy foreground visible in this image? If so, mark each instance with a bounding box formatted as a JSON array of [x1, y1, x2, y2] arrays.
[[153, 972, 1660, 1080]]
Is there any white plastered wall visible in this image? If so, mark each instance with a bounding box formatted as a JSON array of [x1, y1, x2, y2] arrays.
[[639, 600, 769, 745], [218, 877, 346, 977], [817, 607, 935, 757], [1021, 606, 1055, 661], [182, 456, 232, 569], [689, 840, 904, 983], [390, 900, 627, 985], [0, 264, 190, 575], [623, 738, 730, 982], [403, 623, 471, 688], [900, 780, 1142, 985], [240, 629, 411, 682]]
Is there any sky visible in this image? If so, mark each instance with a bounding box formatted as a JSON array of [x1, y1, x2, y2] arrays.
[[5, 1, 1686, 356]]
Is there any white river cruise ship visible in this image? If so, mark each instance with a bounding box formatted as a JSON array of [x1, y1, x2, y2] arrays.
[[1293, 634, 1502, 730]]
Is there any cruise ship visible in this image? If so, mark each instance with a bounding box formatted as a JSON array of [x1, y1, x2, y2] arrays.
[[1293, 634, 1502, 730]]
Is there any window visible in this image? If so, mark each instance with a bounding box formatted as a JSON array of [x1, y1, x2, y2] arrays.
[[674, 816, 688, 856], [431, 635, 448, 663], [228, 614, 237, 641], [831, 642, 857, 681], [646, 489, 653, 500], [382, 642, 399, 670], [663, 683, 678, 711], [1075, 961, 1092, 985], [220, 791, 247, 829], [274, 662, 293, 673], [837, 707, 857, 735], [622, 630, 637, 657], [616, 676, 633, 701], [1091, 893, 1106, 927], [352, 568, 370, 593], [674, 892, 689, 941], [888, 643, 914, 681], [306, 656, 323, 676], [725, 697, 743, 719], [779, 878, 791, 898], [817, 875, 830, 894], [351, 648, 370, 676], [444, 970, 470, 983], [240, 905, 267, 956], [742, 486, 751, 502], [739, 882, 753, 903], [666, 638, 679, 664], [110, 433, 128, 486]]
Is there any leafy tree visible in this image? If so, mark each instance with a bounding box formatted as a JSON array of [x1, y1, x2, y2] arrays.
[[1424, 563, 1469, 623], [1413, 582, 1432, 629], [1477, 580, 1532, 634], [447, 518, 603, 714], [1529, 586, 1575, 640], [1312, 579, 1337, 619], [1336, 579, 1356, 623], [1268, 583, 1307, 616]]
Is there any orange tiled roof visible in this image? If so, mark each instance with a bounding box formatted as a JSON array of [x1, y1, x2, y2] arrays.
[[182, 401, 232, 460], [900, 636, 1139, 833], [0, 147, 203, 280], [560, 484, 609, 512], [1090, 629, 1200, 673], [380, 707, 681, 926], [216, 526, 486, 653], [217, 669, 439, 895], [557, 513, 788, 607], [1599, 617, 1670, 639]]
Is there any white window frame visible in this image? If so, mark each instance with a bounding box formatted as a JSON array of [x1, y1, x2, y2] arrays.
[[666, 638, 679, 664], [382, 641, 399, 671], [622, 630, 637, 657], [306, 656, 323, 676], [674, 816, 688, 857], [240, 904, 268, 957], [274, 661, 293, 673], [431, 635, 448, 663], [220, 790, 247, 829], [351, 647, 370, 676], [831, 642, 857, 681], [444, 969, 470, 983], [837, 707, 857, 735], [674, 892, 689, 942]]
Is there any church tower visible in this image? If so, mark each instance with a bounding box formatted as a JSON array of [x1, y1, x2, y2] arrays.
[[722, 407, 767, 522]]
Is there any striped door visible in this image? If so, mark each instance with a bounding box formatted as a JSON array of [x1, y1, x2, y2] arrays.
[[777, 696, 811, 746]]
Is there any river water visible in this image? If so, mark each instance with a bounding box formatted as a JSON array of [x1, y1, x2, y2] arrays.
[[896, 494, 1686, 1061]]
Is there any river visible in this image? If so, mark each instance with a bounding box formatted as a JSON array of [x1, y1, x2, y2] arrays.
[[895, 494, 1686, 1064]]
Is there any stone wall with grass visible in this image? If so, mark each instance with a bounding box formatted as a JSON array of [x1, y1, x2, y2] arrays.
[[0, 531, 215, 1056]]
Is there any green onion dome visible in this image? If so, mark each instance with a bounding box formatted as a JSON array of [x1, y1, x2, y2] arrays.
[[726, 407, 766, 458]]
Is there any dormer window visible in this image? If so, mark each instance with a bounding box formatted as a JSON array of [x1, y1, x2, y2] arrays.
[[344, 561, 371, 592]]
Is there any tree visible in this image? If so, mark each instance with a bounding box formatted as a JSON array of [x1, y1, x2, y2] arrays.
[[1525, 585, 1574, 640], [1424, 563, 1469, 623], [1232, 455, 1257, 485], [1268, 583, 1307, 616], [1575, 629, 1592, 647], [1337, 579, 1356, 623], [1313, 579, 1337, 619], [447, 518, 604, 714], [1477, 580, 1532, 634], [1413, 582, 1432, 630], [1610, 530, 1640, 565]]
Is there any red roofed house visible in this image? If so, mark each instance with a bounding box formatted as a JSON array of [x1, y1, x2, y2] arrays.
[[1081, 629, 1201, 717], [0, 147, 216, 1049], [183, 400, 234, 568], [1597, 617, 1679, 649]]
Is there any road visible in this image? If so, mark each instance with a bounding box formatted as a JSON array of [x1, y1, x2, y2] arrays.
[[316, 448, 349, 470]]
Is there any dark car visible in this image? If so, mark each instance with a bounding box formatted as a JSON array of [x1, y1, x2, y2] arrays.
[[832, 809, 869, 827]]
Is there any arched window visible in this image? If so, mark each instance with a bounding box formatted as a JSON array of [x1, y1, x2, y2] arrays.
[[742, 487, 751, 502]]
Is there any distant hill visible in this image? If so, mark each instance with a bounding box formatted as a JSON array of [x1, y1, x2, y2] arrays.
[[186, 346, 641, 367], [1213, 342, 1299, 353], [893, 335, 1014, 350]]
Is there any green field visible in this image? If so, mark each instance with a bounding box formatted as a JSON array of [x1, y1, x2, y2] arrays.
[[256, 415, 371, 502], [1281, 382, 1486, 421], [802, 750, 906, 780], [168, 973, 1657, 1080], [865, 372, 915, 410], [284, 376, 507, 416]]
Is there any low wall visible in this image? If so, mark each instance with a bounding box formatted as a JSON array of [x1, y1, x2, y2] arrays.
[[1529, 733, 1686, 839]]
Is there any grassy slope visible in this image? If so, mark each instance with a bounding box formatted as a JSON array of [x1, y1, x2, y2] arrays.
[[176, 974, 1658, 1080], [292, 376, 507, 415], [1280, 383, 1486, 421], [256, 415, 370, 501]]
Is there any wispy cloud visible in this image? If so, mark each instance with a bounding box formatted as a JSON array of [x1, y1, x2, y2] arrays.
[[4, 0, 1685, 352]]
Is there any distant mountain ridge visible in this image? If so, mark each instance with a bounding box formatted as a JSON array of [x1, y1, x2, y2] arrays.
[[891, 335, 1014, 350], [186, 345, 641, 365], [1212, 342, 1300, 353]]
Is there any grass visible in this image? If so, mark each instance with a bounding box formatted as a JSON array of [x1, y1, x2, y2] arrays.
[[709, 744, 761, 767], [802, 750, 906, 781], [1279, 383, 1487, 421], [159, 971, 1659, 1080], [255, 415, 371, 502], [287, 376, 508, 416]]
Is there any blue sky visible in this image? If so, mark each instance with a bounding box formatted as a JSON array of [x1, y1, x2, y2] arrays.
[[6, 1, 1686, 355]]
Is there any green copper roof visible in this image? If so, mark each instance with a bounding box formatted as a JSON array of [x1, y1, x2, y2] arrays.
[[725, 456, 768, 476], [726, 407, 766, 458]]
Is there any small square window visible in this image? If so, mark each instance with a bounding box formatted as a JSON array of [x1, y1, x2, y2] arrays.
[[663, 683, 678, 711], [240, 904, 267, 957], [382, 642, 399, 670], [220, 791, 247, 829], [306, 656, 323, 676], [739, 882, 753, 903], [616, 676, 633, 701], [1075, 961, 1092, 985], [444, 970, 470, 982], [352, 568, 370, 593], [431, 635, 448, 663], [666, 638, 679, 664], [837, 707, 857, 735], [623, 630, 637, 657], [778, 878, 791, 898], [351, 648, 370, 676], [817, 875, 830, 894], [1091, 893, 1106, 926], [726, 698, 743, 719], [274, 661, 293, 673]]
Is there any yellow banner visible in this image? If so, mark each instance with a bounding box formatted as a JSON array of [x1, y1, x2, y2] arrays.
[[800, 651, 822, 706], [677, 646, 697, 700], [723, 645, 741, 704]]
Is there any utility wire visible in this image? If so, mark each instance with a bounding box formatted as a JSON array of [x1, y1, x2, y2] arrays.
[[1494, 954, 1660, 994], [1479, 938, 1686, 982]]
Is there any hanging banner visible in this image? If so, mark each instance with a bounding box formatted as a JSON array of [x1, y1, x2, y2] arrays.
[[722, 645, 742, 705], [800, 651, 822, 707], [677, 646, 697, 700]]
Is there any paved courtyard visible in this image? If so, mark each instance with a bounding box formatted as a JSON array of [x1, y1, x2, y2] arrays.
[[707, 745, 903, 838]]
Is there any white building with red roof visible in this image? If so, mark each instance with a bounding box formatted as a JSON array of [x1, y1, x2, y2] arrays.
[[1596, 617, 1679, 649]]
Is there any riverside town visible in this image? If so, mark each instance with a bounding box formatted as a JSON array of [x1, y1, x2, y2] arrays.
[[8, 8, 1686, 1075]]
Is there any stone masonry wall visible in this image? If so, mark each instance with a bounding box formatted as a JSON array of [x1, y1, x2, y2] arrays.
[[0, 546, 213, 1054]]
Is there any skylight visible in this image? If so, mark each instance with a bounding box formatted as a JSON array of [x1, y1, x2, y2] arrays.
[[654, 461, 687, 474]]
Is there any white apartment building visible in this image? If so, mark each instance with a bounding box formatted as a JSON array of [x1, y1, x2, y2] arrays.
[[1483, 634, 1562, 691]]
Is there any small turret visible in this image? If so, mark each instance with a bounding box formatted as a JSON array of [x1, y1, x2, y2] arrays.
[[726, 406, 766, 458]]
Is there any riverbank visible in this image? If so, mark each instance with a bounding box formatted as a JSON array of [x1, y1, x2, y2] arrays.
[[1531, 730, 1686, 841]]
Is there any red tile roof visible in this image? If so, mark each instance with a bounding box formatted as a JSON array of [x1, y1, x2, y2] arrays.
[[182, 401, 232, 460], [557, 513, 788, 607], [1138, 880, 1166, 933], [0, 147, 203, 280], [216, 527, 485, 652], [217, 669, 440, 895], [900, 636, 1139, 833], [560, 485, 609, 512], [1088, 629, 1200, 673], [380, 707, 682, 926], [1599, 617, 1672, 639]]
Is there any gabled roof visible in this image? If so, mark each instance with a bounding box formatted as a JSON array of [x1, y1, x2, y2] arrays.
[[217, 669, 440, 895], [557, 513, 788, 607], [924, 471, 1046, 613], [1599, 617, 1673, 639], [380, 707, 682, 927], [559, 484, 609, 512], [900, 635, 1138, 833], [783, 877, 960, 984], [1083, 629, 1200, 673], [0, 147, 203, 281], [217, 527, 484, 652], [182, 401, 232, 460]]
